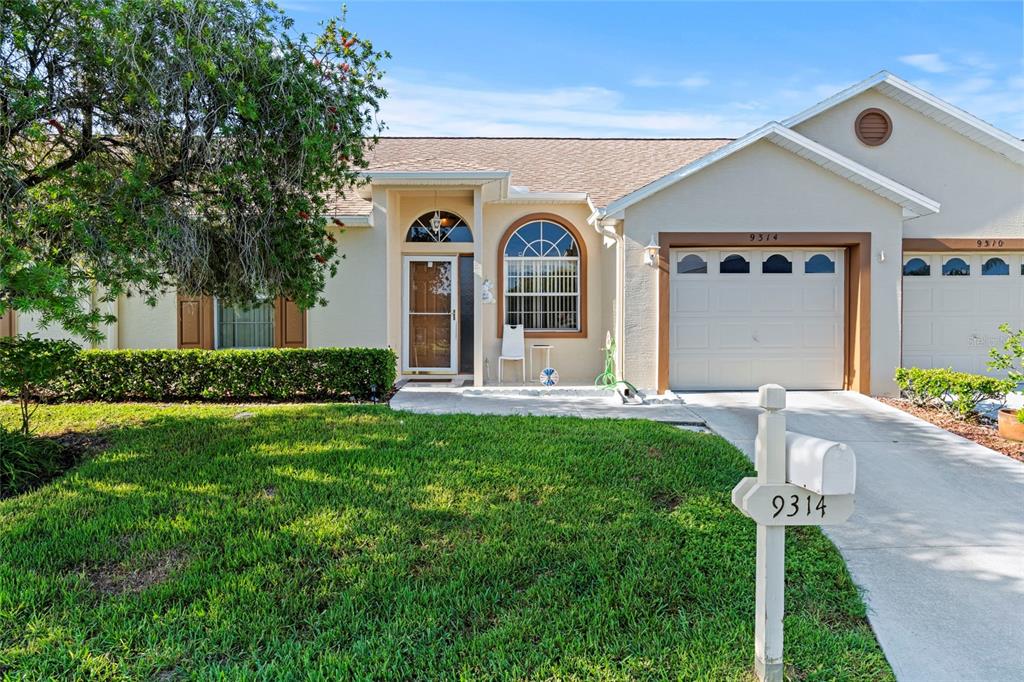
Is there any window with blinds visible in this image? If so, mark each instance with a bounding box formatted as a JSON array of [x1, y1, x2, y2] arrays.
[[216, 299, 274, 348], [503, 220, 580, 332]]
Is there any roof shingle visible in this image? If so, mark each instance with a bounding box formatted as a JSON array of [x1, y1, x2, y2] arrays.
[[325, 137, 732, 215]]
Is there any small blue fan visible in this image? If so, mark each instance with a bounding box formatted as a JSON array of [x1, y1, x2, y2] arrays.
[[539, 367, 559, 386]]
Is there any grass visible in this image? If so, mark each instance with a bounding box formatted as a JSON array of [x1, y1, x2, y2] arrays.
[[0, 403, 892, 680]]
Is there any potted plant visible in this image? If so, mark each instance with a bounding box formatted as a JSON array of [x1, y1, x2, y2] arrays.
[[988, 324, 1024, 441]]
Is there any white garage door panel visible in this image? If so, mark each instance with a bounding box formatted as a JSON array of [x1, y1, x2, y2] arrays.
[[669, 248, 845, 391], [902, 253, 1024, 376]]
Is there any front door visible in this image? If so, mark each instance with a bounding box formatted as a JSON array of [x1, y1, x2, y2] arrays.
[[403, 256, 458, 372]]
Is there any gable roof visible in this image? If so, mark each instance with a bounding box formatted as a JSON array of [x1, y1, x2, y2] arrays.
[[601, 122, 941, 219], [783, 71, 1024, 165], [324, 137, 732, 215]]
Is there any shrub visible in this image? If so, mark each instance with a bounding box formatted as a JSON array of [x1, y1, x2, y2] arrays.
[[894, 367, 1015, 420], [56, 347, 396, 402], [0, 427, 66, 497], [988, 323, 1024, 422], [0, 335, 80, 434]]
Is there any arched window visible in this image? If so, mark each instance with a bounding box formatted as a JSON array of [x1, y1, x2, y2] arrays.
[[720, 254, 750, 274], [676, 253, 707, 274], [903, 257, 930, 276], [982, 257, 1009, 276], [942, 257, 970, 277], [406, 211, 472, 243], [805, 253, 836, 274], [502, 218, 582, 333], [762, 253, 793, 274]]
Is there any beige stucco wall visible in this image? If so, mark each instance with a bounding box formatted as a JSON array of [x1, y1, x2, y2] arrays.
[[479, 203, 606, 385], [621, 139, 905, 395], [17, 290, 117, 349], [308, 223, 389, 348], [110, 221, 390, 351], [381, 190, 606, 384], [118, 293, 177, 348], [16, 310, 92, 345], [793, 90, 1024, 239]]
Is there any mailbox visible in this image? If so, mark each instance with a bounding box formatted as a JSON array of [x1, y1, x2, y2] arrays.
[[733, 385, 859, 682], [785, 431, 856, 496]]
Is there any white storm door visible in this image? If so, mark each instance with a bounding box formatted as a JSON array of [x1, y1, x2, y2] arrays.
[[403, 256, 458, 373], [669, 248, 846, 390]]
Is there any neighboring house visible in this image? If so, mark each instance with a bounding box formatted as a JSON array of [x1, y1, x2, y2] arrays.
[[9, 71, 1024, 395]]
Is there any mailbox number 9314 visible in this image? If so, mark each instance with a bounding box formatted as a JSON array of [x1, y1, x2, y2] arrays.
[[772, 494, 827, 519]]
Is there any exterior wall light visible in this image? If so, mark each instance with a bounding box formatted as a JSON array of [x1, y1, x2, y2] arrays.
[[643, 235, 661, 266]]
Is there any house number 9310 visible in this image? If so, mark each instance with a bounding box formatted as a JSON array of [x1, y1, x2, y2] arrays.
[[976, 239, 1005, 248], [772, 494, 827, 519]]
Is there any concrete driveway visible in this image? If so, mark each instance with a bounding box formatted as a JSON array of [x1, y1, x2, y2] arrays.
[[682, 390, 1024, 682]]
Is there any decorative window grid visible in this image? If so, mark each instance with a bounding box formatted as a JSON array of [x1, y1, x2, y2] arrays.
[[503, 220, 581, 332], [406, 211, 472, 243], [505, 258, 580, 331], [216, 300, 274, 349]]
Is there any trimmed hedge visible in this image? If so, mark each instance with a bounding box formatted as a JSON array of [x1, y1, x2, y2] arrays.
[[55, 348, 396, 402], [894, 366, 1014, 420]]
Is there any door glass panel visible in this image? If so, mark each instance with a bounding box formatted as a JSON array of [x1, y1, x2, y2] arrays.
[[458, 255, 474, 374], [408, 261, 453, 369]]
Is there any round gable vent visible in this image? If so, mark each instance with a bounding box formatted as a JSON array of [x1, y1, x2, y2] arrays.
[[855, 108, 892, 146]]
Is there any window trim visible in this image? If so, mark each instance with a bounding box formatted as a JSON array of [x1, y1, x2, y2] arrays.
[[804, 252, 837, 275], [719, 252, 751, 274], [981, 256, 1009, 276], [497, 213, 587, 339], [941, 256, 971, 277], [902, 256, 931, 277], [761, 252, 794, 274], [675, 252, 708, 275]]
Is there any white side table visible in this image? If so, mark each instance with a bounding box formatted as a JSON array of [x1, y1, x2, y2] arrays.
[[529, 344, 553, 382]]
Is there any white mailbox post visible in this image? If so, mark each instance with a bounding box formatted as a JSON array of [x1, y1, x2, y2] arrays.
[[731, 384, 857, 682]]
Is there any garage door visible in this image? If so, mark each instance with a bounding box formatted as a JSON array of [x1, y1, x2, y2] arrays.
[[902, 252, 1024, 375], [669, 248, 845, 390]]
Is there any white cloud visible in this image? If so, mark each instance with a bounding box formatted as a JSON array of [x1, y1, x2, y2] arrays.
[[907, 72, 1024, 134], [899, 53, 951, 74], [957, 77, 995, 94], [372, 64, 1024, 139], [631, 75, 711, 89], [377, 77, 759, 137]]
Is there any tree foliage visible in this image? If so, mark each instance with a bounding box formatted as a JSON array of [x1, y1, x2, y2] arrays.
[[1, 0, 387, 340], [0, 334, 79, 434]]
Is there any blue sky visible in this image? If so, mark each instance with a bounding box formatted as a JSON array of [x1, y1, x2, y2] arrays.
[[282, 1, 1024, 138]]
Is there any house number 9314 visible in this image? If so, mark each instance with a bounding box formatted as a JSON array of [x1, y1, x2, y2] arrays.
[[772, 494, 827, 519], [750, 233, 779, 242]]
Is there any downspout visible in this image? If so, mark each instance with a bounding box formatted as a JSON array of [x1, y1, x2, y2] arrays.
[[588, 205, 626, 383]]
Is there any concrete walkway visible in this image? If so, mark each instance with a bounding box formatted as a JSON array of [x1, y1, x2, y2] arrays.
[[390, 384, 706, 424], [682, 390, 1024, 682]]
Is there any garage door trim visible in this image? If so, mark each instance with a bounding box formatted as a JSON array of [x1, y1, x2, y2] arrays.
[[657, 231, 872, 395], [903, 238, 1024, 252]]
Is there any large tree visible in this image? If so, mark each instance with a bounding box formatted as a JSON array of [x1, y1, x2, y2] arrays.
[[1, 0, 387, 341]]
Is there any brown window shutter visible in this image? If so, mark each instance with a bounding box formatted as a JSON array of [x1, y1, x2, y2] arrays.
[[275, 297, 307, 348], [177, 295, 214, 349], [0, 308, 13, 337]]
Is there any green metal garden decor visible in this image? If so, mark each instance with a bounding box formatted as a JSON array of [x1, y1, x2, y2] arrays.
[[595, 332, 641, 399]]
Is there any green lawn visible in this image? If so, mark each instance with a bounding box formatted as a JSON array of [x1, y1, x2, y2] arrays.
[[0, 403, 892, 680]]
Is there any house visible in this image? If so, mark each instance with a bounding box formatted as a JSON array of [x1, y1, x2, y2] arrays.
[[7, 72, 1023, 396]]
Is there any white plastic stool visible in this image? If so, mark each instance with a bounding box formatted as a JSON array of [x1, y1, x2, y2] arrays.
[[529, 344, 553, 382]]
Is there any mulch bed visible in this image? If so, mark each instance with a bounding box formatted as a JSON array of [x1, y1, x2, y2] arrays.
[[877, 397, 1024, 462]]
